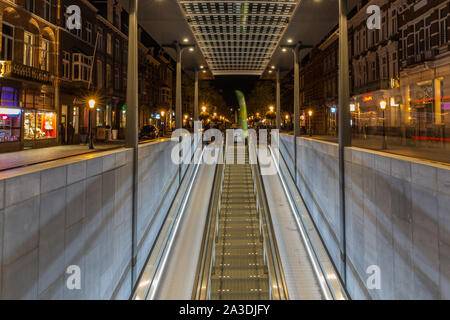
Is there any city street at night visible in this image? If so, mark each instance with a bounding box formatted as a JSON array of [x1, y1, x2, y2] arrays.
[[0, 0, 449, 309]]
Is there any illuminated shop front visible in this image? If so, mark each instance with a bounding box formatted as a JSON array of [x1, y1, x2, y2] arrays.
[[23, 110, 57, 140], [22, 88, 56, 148], [0, 60, 55, 152], [0, 107, 21, 142], [0, 87, 21, 151]]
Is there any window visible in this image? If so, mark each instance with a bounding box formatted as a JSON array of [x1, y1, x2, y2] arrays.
[[25, 0, 35, 13], [362, 29, 366, 51], [24, 111, 56, 140], [392, 53, 397, 78], [439, 8, 448, 46], [41, 38, 50, 71], [97, 59, 103, 89], [415, 32, 420, 56], [355, 33, 359, 54], [0, 87, 21, 143], [72, 53, 91, 82], [382, 56, 387, 79], [1, 23, 14, 60], [97, 27, 103, 50], [402, 29, 407, 59], [107, 33, 112, 55], [425, 21, 431, 51], [86, 22, 92, 43], [115, 39, 120, 59], [382, 16, 387, 41], [73, 107, 79, 134], [44, 0, 51, 22], [114, 67, 120, 89], [391, 11, 397, 36], [106, 64, 111, 88], [24, 32, 34, 66], [62, 51, 70, 79]]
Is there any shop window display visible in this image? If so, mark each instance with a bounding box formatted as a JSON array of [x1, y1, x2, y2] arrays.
[[0, 87, 21, 142], [0, 108, 21, 142], [24, 111, 56, 140]]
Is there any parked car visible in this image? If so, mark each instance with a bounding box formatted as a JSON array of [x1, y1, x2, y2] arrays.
[[139, 125, 159, 140]]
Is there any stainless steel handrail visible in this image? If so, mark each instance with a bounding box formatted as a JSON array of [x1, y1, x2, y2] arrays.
[[192, 147, 225, 300], [131, 144, 205, 300]]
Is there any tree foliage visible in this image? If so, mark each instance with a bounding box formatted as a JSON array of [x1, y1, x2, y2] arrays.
[[246, 80, 275, 115]]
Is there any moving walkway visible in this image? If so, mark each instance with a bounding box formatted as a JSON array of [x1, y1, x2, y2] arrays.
[[132, 138, 347, 300], [193, 144, 287, 300]]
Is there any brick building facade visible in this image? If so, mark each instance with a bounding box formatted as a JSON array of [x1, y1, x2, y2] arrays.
[[0, 0, 176, 153], [298, 0, 450, 139], [0, 0, 58, 151]]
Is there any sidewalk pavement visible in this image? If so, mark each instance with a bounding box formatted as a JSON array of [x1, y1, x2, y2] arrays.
[[310, 135, 450, 165], [0, 142, 124, 171], [280, 131, 450, 165]]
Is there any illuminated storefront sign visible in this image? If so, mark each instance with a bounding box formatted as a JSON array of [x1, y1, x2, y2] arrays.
[[0, 107, 21, 115], [363, 95, 373, 102]]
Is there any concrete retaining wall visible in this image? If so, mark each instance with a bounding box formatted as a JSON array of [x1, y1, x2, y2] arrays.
[[0, 137, 193, 299], [279, 133, 450, 300]]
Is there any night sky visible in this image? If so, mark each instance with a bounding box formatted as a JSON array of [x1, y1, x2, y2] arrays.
[[212, 75, 259, 107]]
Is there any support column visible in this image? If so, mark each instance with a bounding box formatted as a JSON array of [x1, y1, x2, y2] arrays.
[[434, 78, 442, 125], [276, 69, 281, 130], [126, 0, 139, 148], [338, 0, 350, 286], [176, 43, 183, 129], [126, 0, 139, 288], [293, 44, 300, 137], [194, 69, 199, 121]]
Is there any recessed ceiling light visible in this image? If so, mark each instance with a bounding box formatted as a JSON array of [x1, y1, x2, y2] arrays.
[[282, 48, 287, 52], [189, 47, 194, 52], [271, 66, 275, 69], [183, 38, 189, 43], [287, 39, 293, 43], [200, 65, 204, 69]]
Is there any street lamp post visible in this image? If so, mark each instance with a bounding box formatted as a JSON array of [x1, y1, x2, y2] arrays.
[[308, 110, 313, 136], [162, 41, 195, 130], [380, 100, 387, 149], [276, 69, 281, 130], [88, 99, 96, 149]]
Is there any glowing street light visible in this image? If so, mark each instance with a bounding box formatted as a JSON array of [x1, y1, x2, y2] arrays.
[[380, 100, 387, 149], [88, 99, 96, 149], [308, 110, 313, 136], [202, 106, 207, 113]]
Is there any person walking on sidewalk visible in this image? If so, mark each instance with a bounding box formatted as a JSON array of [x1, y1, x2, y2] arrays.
[[67, 122, 75, 145], [59, 123, 66, 145]]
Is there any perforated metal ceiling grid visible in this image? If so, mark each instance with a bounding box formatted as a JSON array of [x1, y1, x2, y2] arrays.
[[178, 0, 300, 75]]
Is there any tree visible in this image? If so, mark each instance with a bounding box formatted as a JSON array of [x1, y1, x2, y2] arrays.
[[246, 80, 275, 115]]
